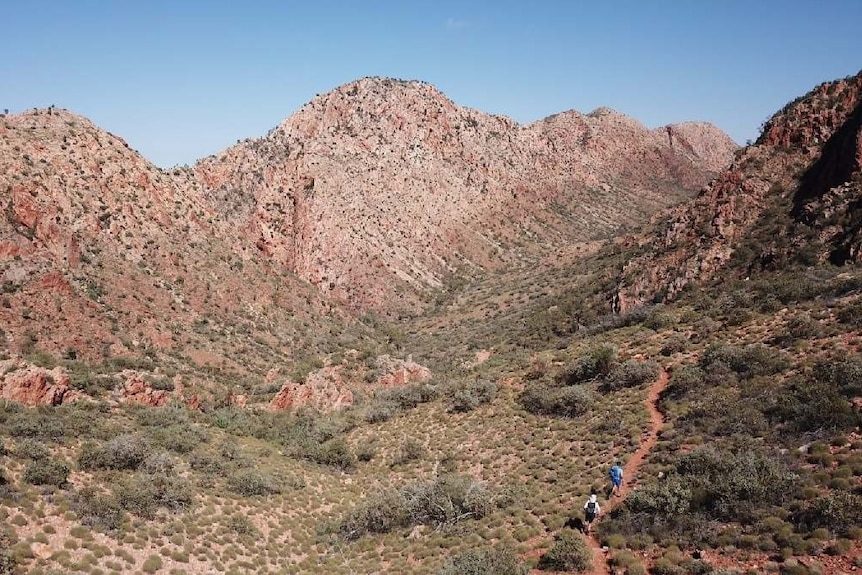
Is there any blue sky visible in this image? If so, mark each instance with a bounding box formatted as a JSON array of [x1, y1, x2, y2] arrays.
[[2, 0, 861, 167]]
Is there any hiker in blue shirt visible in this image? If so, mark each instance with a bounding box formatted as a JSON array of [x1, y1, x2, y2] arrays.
[[609, 462, 624, 497]]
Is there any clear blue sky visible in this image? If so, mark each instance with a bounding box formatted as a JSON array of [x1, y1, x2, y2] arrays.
[[3, 0, 861, 167]]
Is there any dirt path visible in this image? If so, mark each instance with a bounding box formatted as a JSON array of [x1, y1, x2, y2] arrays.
[[581, 368, 670, 575], [526, 368, 670, 574]]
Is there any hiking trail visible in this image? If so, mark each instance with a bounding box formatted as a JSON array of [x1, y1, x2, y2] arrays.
[[583, 368, 669, 574], [529, 368, 670, 575]]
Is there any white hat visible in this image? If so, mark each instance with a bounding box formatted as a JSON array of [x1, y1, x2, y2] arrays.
[[589, 494, 597, 503]]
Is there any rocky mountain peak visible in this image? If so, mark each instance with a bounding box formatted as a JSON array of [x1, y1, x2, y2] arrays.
[[192, 78, 737, 313]]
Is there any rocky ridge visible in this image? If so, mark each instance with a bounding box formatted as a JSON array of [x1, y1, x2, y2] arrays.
[[191, 77, 737, 312], [614, 71, 862, 311]]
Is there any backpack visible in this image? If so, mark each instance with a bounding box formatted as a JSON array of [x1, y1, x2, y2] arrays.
[[586, 501, 597, 514]]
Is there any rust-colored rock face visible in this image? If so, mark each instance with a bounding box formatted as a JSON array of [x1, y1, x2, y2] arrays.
[[615, 71, 862, 311], [268, 355, 431, 412], [118, 373, 171, 407], [268, 369, 355, 412], [0, 108, 347, 369], [0, 359, 79, 406]]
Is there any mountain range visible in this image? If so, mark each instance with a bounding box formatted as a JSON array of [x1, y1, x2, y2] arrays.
[[0, 77, 735, 379], [1, 71, 860, 575]]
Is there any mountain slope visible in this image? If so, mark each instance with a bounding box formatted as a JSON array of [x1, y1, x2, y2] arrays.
[[0, 108, 367, 401], [614, 71, 862, 311], [192, 77, 737, 313]]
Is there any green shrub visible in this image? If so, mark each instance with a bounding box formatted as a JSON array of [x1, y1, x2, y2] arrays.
[[785, 315, 822, 339], [375, 384, 423, 410], [663, 365, 707, 401], [837, 300, 862, 327], [519, 384, 594, 417], [362, 380, 441, 420], [603, 360, 660, 391], [133, 403, 189, 427], [115, 473, 193, 517], [769, 376, 860, 433], [307, 437, 356, 471], [610, 550, 645, 575], [7, 411, 64, 440], [538, 528, 592, 572], [142, 554, 163, 573], [681, 386, 769, 437], [188, 453, 226, 475], [79, 435, 151, 471], [356, 439, 377, 462], [74, 487, 125, 532], [140, 451, 175, 476], [437, 544, 528, 575], [393, 438, 426, 465], [450, 379, 497, 412], [226, 470, 281, 497], [339, 485, 410, 538], [147, 424, 208, 453], [364, 402, 397, 423], [675, 448, 799, 521], [227, 515, 259, 536], [22, 459, 69, 487], [813, 355, 862, 396], [14, 438, 50, 460], [340, 475, 490, 539], [660, 334, 689, 356], [626, 476, 692, 517], [560, 344, 617, 385], [419, 383, 441, 402], [207, 406, 260, 435], [700, 343, 789, 379], [793, 491, 862, 537], [644, 309, 675, 331]]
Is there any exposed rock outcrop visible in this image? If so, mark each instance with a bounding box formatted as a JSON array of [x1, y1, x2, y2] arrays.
[[117, 373, 171, 407], [615, 70, 862, 311], [372, 355, 432, 388], [268, 355, 431, 412], [269, 367, 355, 412], [0, 359, 79, 406]]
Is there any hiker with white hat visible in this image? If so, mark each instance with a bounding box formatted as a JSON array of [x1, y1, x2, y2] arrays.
[[583, 493, 601, 534]]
